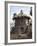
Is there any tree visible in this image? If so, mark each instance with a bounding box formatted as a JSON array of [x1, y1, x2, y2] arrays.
[[30, 7, 32, 16]]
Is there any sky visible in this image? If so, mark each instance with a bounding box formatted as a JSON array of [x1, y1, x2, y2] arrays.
[[10, 6, 31, 15], [10, 6, 31, 27]]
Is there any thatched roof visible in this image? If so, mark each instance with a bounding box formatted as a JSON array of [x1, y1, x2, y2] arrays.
[[13, 13, 32, 20], [13, 10, 32, 20]]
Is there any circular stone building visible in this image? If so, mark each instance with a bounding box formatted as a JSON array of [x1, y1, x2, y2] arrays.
[[11, 10, 32, 39]]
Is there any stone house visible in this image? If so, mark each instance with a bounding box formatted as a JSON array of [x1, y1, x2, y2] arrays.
[[10, 10, 32, 39]]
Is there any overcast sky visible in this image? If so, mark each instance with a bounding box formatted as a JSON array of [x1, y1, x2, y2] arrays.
[[10, 6, 31, 15]]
